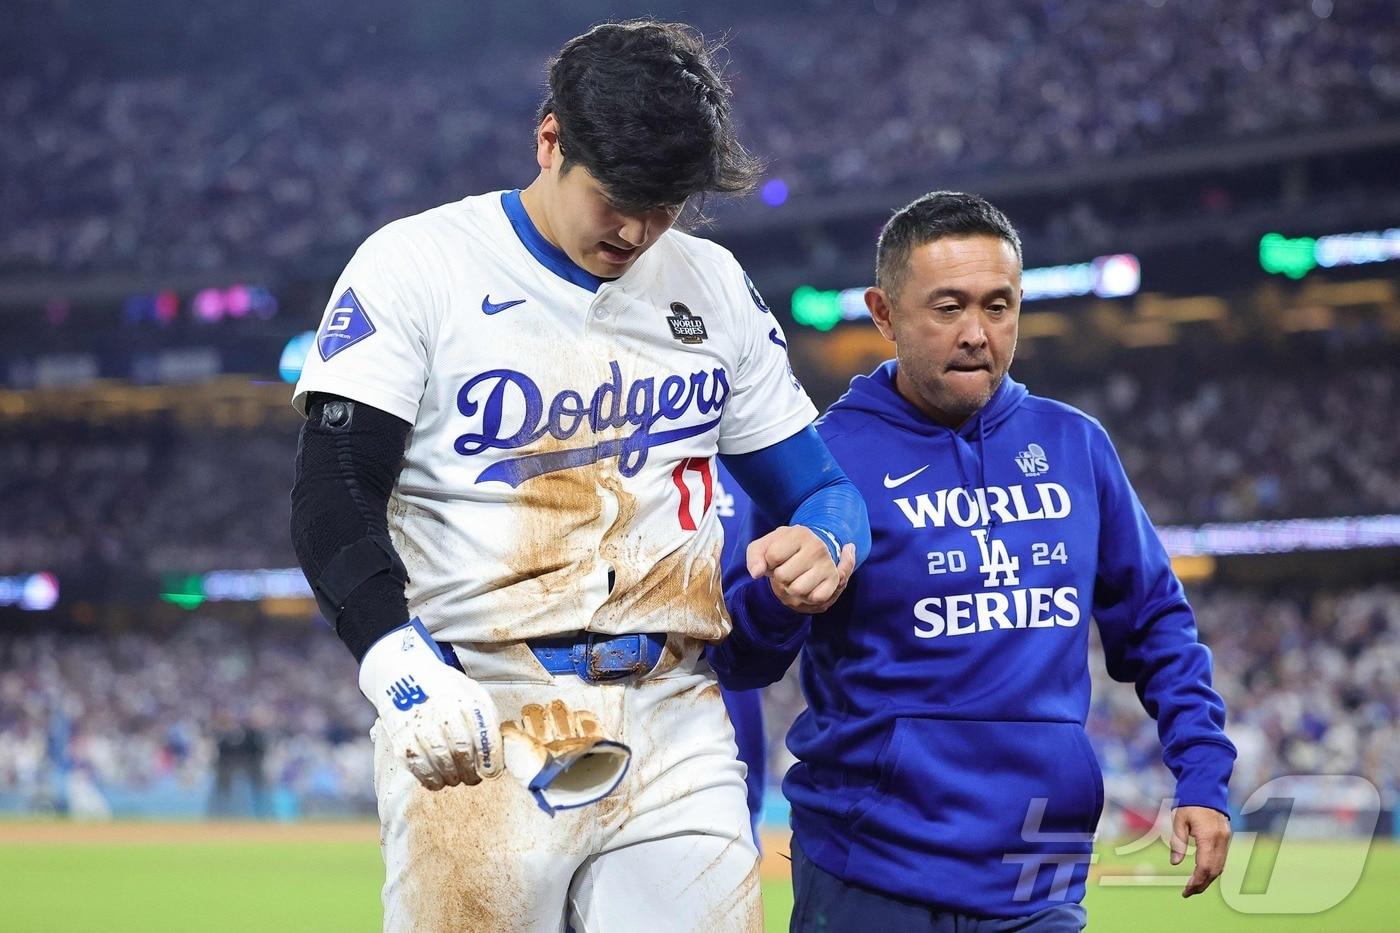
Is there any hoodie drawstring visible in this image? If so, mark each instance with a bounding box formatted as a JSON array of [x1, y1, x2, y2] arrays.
[[975, 417, 999, 542], [948, 430, 970, 490]]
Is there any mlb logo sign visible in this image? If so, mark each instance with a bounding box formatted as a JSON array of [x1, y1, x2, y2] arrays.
[[1015, 443, 1049, 477], [666, 302, 708, 344]]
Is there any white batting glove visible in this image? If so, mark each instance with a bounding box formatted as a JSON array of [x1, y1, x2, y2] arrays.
[[502, 700, 631, 815], [359, 619, 503, 791]]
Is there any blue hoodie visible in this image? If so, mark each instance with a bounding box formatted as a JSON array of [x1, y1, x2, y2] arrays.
[[712, 361, 1235, 918]]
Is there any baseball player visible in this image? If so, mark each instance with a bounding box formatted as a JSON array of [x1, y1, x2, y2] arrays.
[[289, 21, 869, 933]]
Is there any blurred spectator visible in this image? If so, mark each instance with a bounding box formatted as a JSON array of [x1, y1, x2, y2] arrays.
[[2, 0, 1396, 276], [1089, 584, 1400, 813], [0, 415, 296, 573], [1055, 365, 1400, 524], [0, 616, 373, 815], [209, 711, 269, 818]]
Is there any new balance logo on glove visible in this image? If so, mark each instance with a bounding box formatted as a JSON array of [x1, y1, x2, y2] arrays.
[[387, 677, 429, 711]]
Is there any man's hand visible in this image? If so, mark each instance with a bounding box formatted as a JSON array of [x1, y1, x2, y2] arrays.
[[359, 619, 503, 791], [746, 525, 856, 613], [1171, 805, 1231, 897]]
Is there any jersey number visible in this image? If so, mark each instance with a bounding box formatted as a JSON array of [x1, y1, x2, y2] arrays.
[[671, 458, 714, 531]]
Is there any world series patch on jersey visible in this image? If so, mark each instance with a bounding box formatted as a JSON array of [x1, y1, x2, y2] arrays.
[[294, 190, 817, 647]]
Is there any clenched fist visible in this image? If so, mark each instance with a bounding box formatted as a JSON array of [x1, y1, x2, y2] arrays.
[[746, 525, 857, 614], [360, 619, 503, 791]]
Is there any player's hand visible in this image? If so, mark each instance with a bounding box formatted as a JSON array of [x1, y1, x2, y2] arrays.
[[359, 619, 503, 791], [746, 526, 856, 614], [1171, 805, 1231, 897]]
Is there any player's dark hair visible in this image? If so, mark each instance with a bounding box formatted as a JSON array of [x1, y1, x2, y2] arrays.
[[875, 191, 1023, 298], [537, 20, 762, 214]]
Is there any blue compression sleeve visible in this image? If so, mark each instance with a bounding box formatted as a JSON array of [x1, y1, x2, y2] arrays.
[[721, 426, 871, 566]]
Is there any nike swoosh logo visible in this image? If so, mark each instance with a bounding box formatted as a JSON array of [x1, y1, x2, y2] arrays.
[[883, 464, 929, 489], [482, 296, 527, 315]]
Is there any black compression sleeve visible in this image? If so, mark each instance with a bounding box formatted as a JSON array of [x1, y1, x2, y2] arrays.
[[290, 393, 413, 662]]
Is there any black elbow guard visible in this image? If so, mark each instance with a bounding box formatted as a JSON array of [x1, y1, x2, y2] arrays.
[[291, 394, 414, 661]]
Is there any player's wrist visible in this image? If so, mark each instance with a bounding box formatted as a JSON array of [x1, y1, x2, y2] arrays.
[[358, 617, 454, 711], [795, 522, 842, 564]]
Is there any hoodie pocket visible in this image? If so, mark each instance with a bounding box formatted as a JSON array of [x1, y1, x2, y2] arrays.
[[849, 717, 1103, 869]]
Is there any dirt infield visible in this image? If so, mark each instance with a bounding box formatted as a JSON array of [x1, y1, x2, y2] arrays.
[[0, 820, 381, 846]]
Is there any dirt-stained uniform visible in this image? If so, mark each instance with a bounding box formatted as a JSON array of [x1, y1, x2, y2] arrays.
[[294, 188, 815, 932]]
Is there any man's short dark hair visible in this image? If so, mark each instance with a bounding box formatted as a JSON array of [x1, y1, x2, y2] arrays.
[[538, 20, 762, 213], [875, 192, 1023, 298]]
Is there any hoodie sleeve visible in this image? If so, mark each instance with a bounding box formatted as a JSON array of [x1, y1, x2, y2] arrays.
[[1090, 423, 1236, 815], [708, 486, 812, 691]]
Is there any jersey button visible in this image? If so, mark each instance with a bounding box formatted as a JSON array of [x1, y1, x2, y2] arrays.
[[593, 307, 611, 320]]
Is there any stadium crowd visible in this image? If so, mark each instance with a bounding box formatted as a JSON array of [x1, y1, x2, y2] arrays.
[[2, 584, 1396, 817], [0, 417, 294, 574], [0, 616, 372, 816], [3, 0, 1397, 275], [1, 361, 1394, 577], [1056, 364, 1400, 525]]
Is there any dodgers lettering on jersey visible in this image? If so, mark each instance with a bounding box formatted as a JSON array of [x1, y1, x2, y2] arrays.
[[455, 361, 730, 485], [293, 190, 817, 647]]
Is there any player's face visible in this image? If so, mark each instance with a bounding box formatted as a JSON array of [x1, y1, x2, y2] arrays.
[[526, 114, 683, 277], [553, 168, 683, 276], [866, 235, 1021, 429]]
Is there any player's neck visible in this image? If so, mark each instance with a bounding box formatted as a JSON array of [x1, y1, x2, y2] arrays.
[[518, 181, 560, 251]]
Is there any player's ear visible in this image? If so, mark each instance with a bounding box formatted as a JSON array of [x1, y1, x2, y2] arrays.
[[866, 287, 897, 343], [536, 112, 562, 173]]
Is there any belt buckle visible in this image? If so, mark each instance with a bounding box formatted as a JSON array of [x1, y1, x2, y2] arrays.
[[581, 633, 650, 684]]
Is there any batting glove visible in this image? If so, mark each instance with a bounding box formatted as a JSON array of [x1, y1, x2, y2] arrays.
[[502, 699, 631, 815], [359, 619, 502, 791]]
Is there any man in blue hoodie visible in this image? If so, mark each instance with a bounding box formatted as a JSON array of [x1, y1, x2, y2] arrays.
[[713, 192, 1235, 931]]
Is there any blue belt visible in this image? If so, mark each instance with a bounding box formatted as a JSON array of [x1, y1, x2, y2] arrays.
[[529, 632, 669, 683]]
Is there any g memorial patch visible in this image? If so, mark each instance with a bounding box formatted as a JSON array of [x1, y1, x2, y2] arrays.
[[744, 272, 770, 313], [318, 288, 376, 361], [666, 302, 708, 344]]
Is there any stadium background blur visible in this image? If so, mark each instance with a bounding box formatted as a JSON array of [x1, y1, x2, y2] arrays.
[[2, 0, 1399, 929]]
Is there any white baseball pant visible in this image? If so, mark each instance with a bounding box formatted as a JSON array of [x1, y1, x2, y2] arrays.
[[372, 638, 761, 932]]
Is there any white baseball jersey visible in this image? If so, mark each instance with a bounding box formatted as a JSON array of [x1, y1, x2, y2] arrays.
[[294, 190, 816, 646]]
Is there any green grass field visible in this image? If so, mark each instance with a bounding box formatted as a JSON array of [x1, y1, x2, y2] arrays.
[[2, 823, 1397, 931]]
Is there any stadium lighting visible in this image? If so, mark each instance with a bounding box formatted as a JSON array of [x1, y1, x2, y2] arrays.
[[0, 573, 60, 611], [790, 253, 1142, 330], [790, 285, 866, 331], [1158, 514, 1400, 556], [760, 178, 789, 207], [204, 569, 314, 601], [279, 331, 317, 383], [159, 573, 206, 610], [1260, 228, 1400, 279], [1092, 254, 1141, 298]]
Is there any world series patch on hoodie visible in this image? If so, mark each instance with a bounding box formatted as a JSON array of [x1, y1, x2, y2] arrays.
[[713, 361, 1235, 918]]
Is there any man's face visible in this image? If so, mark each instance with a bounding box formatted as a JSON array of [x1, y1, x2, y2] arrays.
[[866, 235, 1021, 428], [528, 114, 682, 278]]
